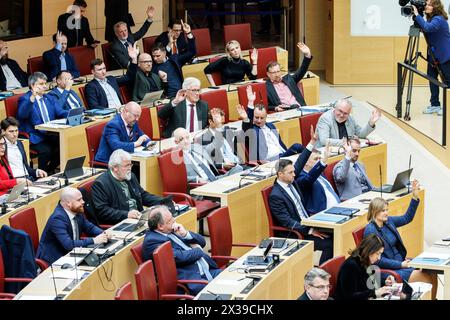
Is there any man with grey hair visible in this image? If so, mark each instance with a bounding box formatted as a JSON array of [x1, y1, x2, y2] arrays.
[[0, 40, 28, 91], [158, 77, 208, 138], [298, 267, 332, 300], [91, 149, 166, 225], [315, 99, 381, 147], [142, 205, 221, 295], [36, 187, 109, 264], [109, 5, 154, 69], [17, 72, 68, 173]]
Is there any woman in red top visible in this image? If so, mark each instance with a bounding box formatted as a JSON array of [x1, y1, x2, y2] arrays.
[[0, 136, 29, 195]]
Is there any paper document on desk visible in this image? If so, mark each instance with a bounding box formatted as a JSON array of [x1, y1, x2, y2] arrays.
[[40, 122, 71, 129], [50, 270, 90, 280], [52, 256, 85, 267]]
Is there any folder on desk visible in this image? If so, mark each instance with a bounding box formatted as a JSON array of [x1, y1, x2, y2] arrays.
[[324, 206, 359, 217], [308, 213, 349, 224]]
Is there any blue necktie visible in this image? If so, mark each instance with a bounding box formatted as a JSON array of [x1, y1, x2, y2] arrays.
[[68, 92, 80, 109], [288, 184, 308, 220], [166, 233, 213, 281], [60, 53, 67, 71], [38, 99, 50, 123]]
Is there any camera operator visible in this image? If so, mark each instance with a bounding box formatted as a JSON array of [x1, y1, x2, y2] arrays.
[[413, 0, 450, 116]]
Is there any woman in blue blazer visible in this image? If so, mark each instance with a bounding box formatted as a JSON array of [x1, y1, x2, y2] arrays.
[[363, 179, 437, 298]]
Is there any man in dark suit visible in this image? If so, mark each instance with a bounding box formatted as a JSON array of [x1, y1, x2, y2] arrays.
[[47, 70, 84, 110], [95, 101, 151, 164], [57, 0, 99, 48], [132, 52, 166, 101], [155, 19, 191, 65], [151, 24, 197, 98], [269, 157, 333, 264], [266, 42, 312, 112], [43, 32, 80, 81], [0, 40, 28, 91], [104, 0, 130, 42], [84, 43, 138, 109], [298, 267, 332, 300], [237, 85, 303, 162], [36, 187, 109, 264], [17, 72, 68, 173], [1, 117, 47, 181], [91, 149, 166, 225], [142, 205, 221, 295], [109, 5, 154, 69], [158, 77, 208, 138]]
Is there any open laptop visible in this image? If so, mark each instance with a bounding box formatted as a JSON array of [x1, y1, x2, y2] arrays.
[[5, 183, 26, 203], [372, 168, 413, 193], [53, 156, 86, 179], [246, 240, 273, 265], [139, 90, 164, 107]]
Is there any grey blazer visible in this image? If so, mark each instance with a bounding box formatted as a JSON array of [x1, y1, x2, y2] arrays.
[[201, 127, 242, 168], [333, 157, 374, 201], [315, 109, 375, 147], [183, 144, 220, 183]]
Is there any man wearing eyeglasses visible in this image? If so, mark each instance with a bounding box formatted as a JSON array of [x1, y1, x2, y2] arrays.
[[315, 99, 381, 147], [155, 19, 190, 62], [266, 42, 312, 112], [298, 267, 333, 300], [158, 77, 208, 138], [132, 53, 167, 101], [91, 149, 165, 225], [95, 101, 152, 164]]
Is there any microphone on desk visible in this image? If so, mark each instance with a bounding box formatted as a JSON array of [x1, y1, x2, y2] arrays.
[[72, 240, 80, 285], [49, 264, 63, 300], [21, 161, 31, 204], [238, 165, 260, 188], [1, 202, 7, 216], [63, 173, 69, 187]]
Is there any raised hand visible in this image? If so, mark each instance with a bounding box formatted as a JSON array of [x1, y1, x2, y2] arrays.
[[342, 138, 352, 157], [297, 42, 311, 58], [246, 85, 256, 105], [251, 48, 258, 64], [369, 108, 382, 126], [180, 19, 191, 34], [127, 42, 139, 62], [411, 179, 420, 200], [309, 125, 318, 145], [236, 104, 248, 120], [56, 30, 64, 44], [147, 5, 155, 20], [173, 89, 187, 105]]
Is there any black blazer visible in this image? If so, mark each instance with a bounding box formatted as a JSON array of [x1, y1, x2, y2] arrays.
[[5, 140, 38, 181], [0, 59, 28, 91], [109, 20, 152, 69], [335, 256, 377, 300], [155, 31, 188, 56], [91, 170, 164, 225], [57, 13, 96, 47], [157, 99, 209, 138], [266, 56, 312, 111]]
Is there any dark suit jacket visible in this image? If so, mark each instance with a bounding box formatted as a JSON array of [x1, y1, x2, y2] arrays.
[[266, 56, 312, 111], [95, 113, 149, 163], [142, 230, 219, 287], [17, 91, 68, 144], [335, 256, 377, 300], [0, 59, 28, 91], [42, 48, 80, 80], [363, 198, 419, 270], [91, 170, 164, 225], [110, 20, 152, 69], [155, 31, 191, 63], [57, 13, 96, 47], [268, 148, 312, 235], [158, 99, 209, 138], [242, 107, 288, 161], [36, 204, 103, 264], [297, 292, 311, 300], [84, 63, 136, 109], [5, 140, 38, 181], [0, 225, 37, 293], [47, 87, 84, 110], [132, 68, 166, 101]]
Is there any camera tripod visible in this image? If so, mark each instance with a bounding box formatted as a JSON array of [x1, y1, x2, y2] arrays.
[[397, 24, 445, 120]]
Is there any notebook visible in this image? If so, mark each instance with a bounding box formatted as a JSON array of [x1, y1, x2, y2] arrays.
[[324, 206, 359, 217]]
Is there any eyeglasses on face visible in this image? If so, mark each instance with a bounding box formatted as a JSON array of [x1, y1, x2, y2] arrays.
[[309, 284, 332, 290], [188, 89, 201, 93]]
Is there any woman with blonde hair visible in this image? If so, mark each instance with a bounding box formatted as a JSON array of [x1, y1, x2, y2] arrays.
[[364, 179, 437, 298], [412, 0, 450, 115], [204, 40, 258, 86]]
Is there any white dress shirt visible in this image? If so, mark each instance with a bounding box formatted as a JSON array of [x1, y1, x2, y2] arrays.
[[96, 78, 122, 108], [261, 125, 285, 160], [63, 208, 78, 240], [5, 138, 27, 178]]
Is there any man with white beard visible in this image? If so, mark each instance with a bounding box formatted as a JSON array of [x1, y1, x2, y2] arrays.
[[91, 149, 165, 225]]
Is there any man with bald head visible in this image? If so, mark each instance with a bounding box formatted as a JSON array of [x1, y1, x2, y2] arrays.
[[36, 187, 109, 264], [0, 40, 28, 91], [132, 52, 167, 101], [315, 99, 381, 147], [95, 101, 152, 163]]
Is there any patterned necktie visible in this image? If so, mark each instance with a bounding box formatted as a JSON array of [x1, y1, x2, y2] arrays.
[[127, 124, 134, 141], [124, 41, 129, 48], [166, 233, 213, 281], [38, 99, 50, 123], [288, 184, 309, 220], [73, 217, 79, 241], [353, 162, 370, 192], [68, 92, 80, 109], [191, 151, 217, 182], [189, 104, 195, 132]]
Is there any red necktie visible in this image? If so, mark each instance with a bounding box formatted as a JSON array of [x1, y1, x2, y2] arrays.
[[189, 104, 195, 132], [172, 42, 177, 54]]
